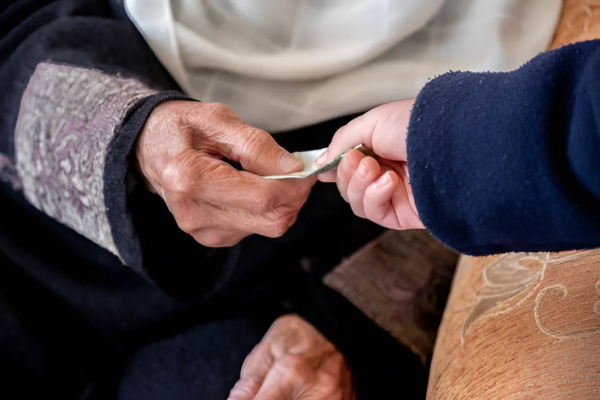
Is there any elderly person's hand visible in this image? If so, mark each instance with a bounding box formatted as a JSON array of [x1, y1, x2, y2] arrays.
[[316, 99, 423, 231], [136, 101, 315, 248], [228, 315, 354, 400]]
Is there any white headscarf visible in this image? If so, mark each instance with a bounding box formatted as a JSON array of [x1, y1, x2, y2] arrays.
[[124, 0, 561, 132]]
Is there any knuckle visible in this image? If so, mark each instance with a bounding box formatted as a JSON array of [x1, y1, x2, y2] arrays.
[[161, 153, 228, 195], [255, 190, 277, 214], [161, 159, 194, 194], [318, 372, 340, 390], [196, 236, 225, 248], [196, 103, 237, 131], [280, 354, 308, 377], [175, 216, 198, 234], [205, 102, 232, 116], [193, 232, 230, 248], [201, 103, 239, 129], [228, 379, 259, 400], [270, 315, 306, 336], [274, 314, 304, 328], [329, 351, 347, 369], [240, 129, 270, 158], [266, 215, 294, 238]]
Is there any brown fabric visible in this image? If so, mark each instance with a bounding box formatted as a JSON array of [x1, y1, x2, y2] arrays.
[[324, 230, 458, 363], [428, 251, 600, 399]]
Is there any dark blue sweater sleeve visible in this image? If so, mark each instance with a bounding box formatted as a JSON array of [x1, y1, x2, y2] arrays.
[[407, 40, 600, 256]]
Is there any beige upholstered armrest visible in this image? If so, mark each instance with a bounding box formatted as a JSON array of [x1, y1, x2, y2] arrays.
[[428, 2, 600, 398], [428, 252, 600, 399]]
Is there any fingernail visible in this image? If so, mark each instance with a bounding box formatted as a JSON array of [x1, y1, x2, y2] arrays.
[[315, 150, 328, 166], [279, 153, 304, 173], [379, 172, 393, 187], [356, 162, 368, 178]]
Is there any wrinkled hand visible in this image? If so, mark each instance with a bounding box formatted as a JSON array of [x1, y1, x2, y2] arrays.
[[316, 99, 423, 230], [136, 101, 316, 247], [228, 315, 354, 400]]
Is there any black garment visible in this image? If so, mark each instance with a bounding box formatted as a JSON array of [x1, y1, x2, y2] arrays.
[[0, 1, 426, 399], [0, 119, 427, 399]]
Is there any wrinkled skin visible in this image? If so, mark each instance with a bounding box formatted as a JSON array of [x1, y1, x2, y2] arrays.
[[137, 101, 316, 247], [229, 315, 355, 400]]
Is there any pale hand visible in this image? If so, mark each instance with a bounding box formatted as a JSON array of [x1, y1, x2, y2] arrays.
[[316, 99, 424, 230], [228, 315, 355, 400], [136, 101, 316, 248]]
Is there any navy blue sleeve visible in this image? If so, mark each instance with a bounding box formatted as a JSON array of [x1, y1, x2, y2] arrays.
[[407, 40, 600, 256]]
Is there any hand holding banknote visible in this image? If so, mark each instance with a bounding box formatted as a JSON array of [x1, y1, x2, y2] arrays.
[[316, 99, 424, 230], [136, 101, 315, 247]]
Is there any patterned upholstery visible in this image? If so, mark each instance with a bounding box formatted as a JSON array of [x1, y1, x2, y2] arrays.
[[428, 4, 600, 398]]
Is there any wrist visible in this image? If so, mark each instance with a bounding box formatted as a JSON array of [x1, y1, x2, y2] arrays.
[[134, 99, 194, 194]]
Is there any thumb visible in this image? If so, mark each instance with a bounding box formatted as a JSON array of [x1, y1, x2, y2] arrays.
[[226, 126, 304, 176], [228, 340, 274, 400], [315, 114, 376, 169]]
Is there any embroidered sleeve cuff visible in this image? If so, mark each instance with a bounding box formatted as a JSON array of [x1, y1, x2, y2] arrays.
[[105, 91, 197, 271], [14, 62, 194, 270]]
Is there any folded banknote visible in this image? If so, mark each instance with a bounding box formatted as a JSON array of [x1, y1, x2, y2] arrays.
[[262, 144, 374, 180]]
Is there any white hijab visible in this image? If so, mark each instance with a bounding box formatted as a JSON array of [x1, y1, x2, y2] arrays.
[[124, 0, 561, 132]]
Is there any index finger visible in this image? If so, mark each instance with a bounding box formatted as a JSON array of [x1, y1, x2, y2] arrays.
[[187, 159, 315, 234], [225, 172, 316, 235], [197, 163, 315, 209], [246, 172, 317, 208]]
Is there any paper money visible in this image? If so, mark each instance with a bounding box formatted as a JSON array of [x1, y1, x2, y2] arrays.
[[262, 144, 375, 180]]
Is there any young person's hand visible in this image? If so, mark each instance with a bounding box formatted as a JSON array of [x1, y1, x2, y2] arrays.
[[317, 99, 424, 230]]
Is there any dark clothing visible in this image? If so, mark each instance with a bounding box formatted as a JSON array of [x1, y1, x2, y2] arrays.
[[4, 0, 598, 398], [408, 39, 600, 255], [0, 3, 425, 399], [0, 117, 427, 400]]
